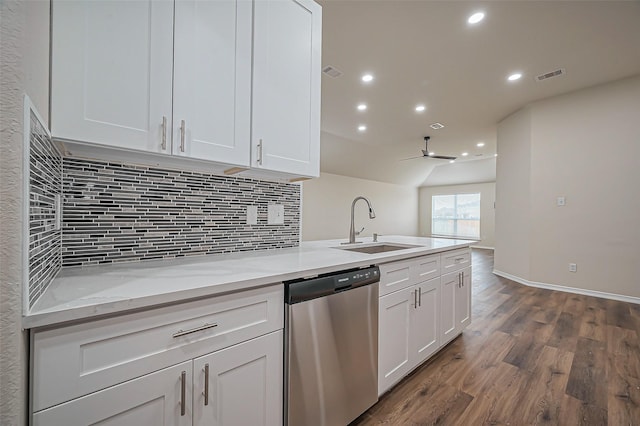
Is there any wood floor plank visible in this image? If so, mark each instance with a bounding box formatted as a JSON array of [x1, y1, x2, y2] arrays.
[[507, 345, 574, 425], [606, 299, 635, 330], [547, 311, 579, 352], [579, 305, 607, 342], [607, 360, 640, 426], [563, 395, 609, 426], [563, 294, 588, 317], [566, 337, 608, 409], [503, 320, 554, 372], [350, 249, 639, 426]]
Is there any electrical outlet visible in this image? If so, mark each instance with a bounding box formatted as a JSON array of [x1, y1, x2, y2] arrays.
[[267, 204, 284, 225], [246, 206, 258, 225], [569, 263, 577, 273], [557, 196, 566, 206]]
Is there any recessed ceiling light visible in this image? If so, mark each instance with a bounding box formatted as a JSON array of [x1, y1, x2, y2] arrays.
[[495, 153, 498, 157], [415, 104, 426, 112], [468, 12, 485, 24], [476, 142, 485, 147], [449, 160, 455, 164], [428, 152, 435, 156], [462, 152, 469, 157], [361, 74, 374, 83], [358, 125, 367, 132], [508, 73, 522, 81], [357, 103, 367, 111]]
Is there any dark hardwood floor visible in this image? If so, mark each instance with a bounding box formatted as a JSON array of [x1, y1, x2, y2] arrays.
[[352, 248, 640, 425]]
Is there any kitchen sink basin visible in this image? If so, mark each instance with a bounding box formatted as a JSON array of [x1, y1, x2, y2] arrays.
[[334, 243, 421, 254]]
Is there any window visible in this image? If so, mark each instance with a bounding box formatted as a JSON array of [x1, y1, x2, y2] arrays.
[[431, 193, 480, 239]]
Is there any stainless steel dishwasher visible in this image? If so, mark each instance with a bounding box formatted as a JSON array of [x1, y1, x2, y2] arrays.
[[284, 266, 379, 426]]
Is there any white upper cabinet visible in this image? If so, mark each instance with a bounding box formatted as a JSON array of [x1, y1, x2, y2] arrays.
[[51, 0, 322, 178], [51, 0, 174, 153], [252, 0, 322, 177], [173, 0, 252, 165]]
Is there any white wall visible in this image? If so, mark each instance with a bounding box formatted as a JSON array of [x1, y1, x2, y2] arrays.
[[495, 75, 640, 300], [0, 1, 50, 423], [418, 182, 496, 248], [494, 106, 532, 280], [302, 173, 419, 241]]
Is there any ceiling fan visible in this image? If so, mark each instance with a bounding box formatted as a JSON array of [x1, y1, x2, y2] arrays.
[[401, 136, 457, 161]]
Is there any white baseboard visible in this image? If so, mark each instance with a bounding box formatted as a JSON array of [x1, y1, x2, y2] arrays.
[[492, 269, 640, 305], [471, 245, 494, 250]]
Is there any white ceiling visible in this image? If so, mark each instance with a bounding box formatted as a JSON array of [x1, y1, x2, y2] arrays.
[[318, 0, 640, 187]]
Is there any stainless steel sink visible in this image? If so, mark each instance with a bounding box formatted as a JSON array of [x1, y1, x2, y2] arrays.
[[334, 243, 421, 254]]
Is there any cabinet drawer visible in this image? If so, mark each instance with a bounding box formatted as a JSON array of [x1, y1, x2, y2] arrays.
[[32, 284, 283, 412], [379, 258, 414, 296], [441, 248, 471, 274], [412, 254, 440, 283]]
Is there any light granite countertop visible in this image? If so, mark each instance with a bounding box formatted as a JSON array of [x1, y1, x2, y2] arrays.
[[24, 235, 474, 329]]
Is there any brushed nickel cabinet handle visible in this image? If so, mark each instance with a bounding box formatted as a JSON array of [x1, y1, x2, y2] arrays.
[[413, 288, 418, 308], [180, 119, 186, 152], [161, 116, 167, 150], [172, 323, 218, 338], [203, 363, 209, 406], [418, 287, 422, 307], [257, 139, 263, 165], [180, 370, 186, 416], [461, 271, 464, 287]]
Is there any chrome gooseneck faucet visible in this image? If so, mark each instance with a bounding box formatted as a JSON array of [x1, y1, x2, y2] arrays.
[[347, 196, 376, 244]]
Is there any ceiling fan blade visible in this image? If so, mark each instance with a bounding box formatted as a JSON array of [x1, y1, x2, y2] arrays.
[[398, 155, 424, 161], [432, 155, 457, 160]]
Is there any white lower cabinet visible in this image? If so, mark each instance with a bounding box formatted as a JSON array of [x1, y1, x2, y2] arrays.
[[193, 331, 283, 426], [31, 285, 284, 426], [33, 361, 193, 426], [378, 277, 440, 396], [377, 249, 472, 396], [441, 266, 472, 346], [34, 331, 282, 426]]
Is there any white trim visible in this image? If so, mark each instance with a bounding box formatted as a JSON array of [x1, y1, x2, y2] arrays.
[[493, 269, 640, 305], [471, 245, 494, 250]]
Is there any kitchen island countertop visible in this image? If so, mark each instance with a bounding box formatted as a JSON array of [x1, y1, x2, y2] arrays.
[[24, 235, 474, 329]]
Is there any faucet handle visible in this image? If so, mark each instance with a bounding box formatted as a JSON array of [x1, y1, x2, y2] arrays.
[[355, 227, 365, 236]]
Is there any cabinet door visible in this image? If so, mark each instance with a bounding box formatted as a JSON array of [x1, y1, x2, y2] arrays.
[[440, 271, 458, 345], [33, 361, 192, 426], [51, 0, 174, 153], [412, 278, 440, 365], [193, 331, 283, 426], [173, 0, 252, 165], [252, 0, 322, 177], [378, 288, 413, 396], [456, 266, 472, 331]]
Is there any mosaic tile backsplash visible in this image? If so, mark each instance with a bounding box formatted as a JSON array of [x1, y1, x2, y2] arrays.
[[61, 158, 301, 266], [29, 111, 63, 307]]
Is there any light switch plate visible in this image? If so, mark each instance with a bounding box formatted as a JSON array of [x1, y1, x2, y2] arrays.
[[246, 206, 258, 225], [267, 204, 284, 225]]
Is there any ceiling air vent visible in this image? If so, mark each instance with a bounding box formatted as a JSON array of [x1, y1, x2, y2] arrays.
[[429, 122, 445, 130], [536, 68, 565, 82], [322, 65, 343, 78]]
